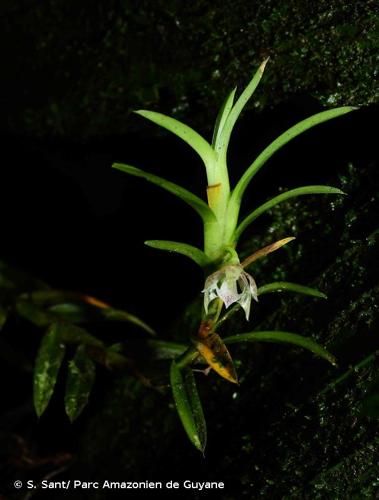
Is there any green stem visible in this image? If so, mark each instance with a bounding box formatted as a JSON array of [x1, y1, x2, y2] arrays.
[[176, 347, 199, 369], [204, 155, 232, 260]]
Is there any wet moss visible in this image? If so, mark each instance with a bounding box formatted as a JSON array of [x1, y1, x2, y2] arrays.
[[3, 1, 377, 136]]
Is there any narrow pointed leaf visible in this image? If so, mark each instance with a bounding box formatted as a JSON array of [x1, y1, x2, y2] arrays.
[[22, 290, 155, 335], [224, 331, 336, 365], [145, 240, 211, 268], [258, 281, 327, 299], [231, 106, 356, 208], [48, 303, 85, 323], [241, 237, 295, 269], [235, 185, 345, 241], [135, 110, 215, 166], [170, 361, 207, 452], [212, 87, 237, 149], [47, 303, 155, 335], [146, 340, 187, 360], [65, 345, 96, 422], [219, 59, 269, 154], [113, 163, 216, 227], [101, 308, 156, 336], [16, 300, 55, 327], [57, 322, 104, 348], [33, 323, 66, 417]]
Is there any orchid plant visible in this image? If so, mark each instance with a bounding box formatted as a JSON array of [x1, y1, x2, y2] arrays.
[[113, 59, 355, 451]]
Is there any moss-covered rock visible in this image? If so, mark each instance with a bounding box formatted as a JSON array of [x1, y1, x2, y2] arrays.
[[3, 1, 377, 137]]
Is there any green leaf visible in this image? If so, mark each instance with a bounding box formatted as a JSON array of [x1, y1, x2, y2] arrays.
[[65, 345, 96, 422], [235, 185, 345, 241], [48, 303, 88, 323], [47, 302, 155, 335], [146, 340, 187, 360], [224, 331, 336, 365], [145, 240, 211, 268], [113, 163, 216, 228], [57, 322, 104, 348], [212, 87, 237, 149], [26, 290, 155, 336], [33, 323, 66, 417], [230, 106, 356, 210], [170, 361, 207, 452], [135, 110, 215, 167], [218, 59, 269, 156], [16, 300, 55, 327], [258, 282, 327, 299], [101, 308, 156, 336]]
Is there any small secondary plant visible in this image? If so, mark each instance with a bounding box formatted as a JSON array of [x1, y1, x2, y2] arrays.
[[0, 260, 155, 422], [110, 59, 355, 451]]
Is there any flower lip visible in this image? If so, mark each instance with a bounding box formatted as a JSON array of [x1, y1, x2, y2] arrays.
[[203, 264, 258, 321]]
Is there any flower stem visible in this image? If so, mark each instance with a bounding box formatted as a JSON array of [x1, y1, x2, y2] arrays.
[[176, 346, 199, 369]]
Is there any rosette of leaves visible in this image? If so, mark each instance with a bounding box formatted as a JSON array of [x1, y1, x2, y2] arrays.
[[113, 60, 355, 451]]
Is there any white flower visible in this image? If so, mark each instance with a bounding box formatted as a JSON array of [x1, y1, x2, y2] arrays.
[[202, 265, 258, 321]]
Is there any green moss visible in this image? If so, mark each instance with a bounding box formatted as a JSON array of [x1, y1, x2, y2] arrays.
[[4, 1, 377, 136]]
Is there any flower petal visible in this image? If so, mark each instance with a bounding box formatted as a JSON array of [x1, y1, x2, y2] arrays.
[[246, 272, 258, 302], [219, 279, 240, 308], [238, 287, 252, 320]]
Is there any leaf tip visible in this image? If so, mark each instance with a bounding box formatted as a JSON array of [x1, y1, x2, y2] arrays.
[[329, 187, 347, 196], [260, 57, 270, 73], [35, 408, 43, 419]]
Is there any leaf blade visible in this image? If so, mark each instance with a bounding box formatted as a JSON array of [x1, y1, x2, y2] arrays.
[[135, 110, 215, 166], [235, 185, 345, 242], [258, 281, 327, 299], [145, 240, 210, 268], [65, 345, 96, 422], [231, 106, 356, 209], [224, 330, 336, 365], [170, 361, 207, 452], [21, 290, 155, 336], [113, 163, 216, 226], [33, 323, 66, 417], [218, 59, 269, 155], [212, 87, 237, 149], [146, 340, 187, 360]]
